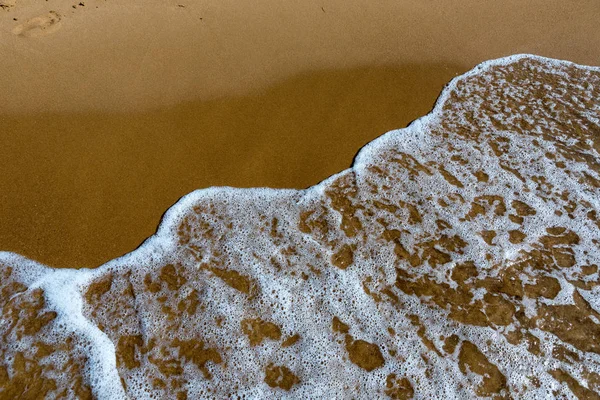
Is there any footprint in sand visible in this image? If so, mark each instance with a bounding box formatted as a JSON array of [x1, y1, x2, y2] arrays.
[[0, 0, 17, 9], [12, 11, 62, 37]]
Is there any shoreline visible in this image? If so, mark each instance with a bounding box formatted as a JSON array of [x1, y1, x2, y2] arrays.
[[4, 54, 599, 272], [1, 0, 600, 269], [2, 54, 599, 398], [1, 63, 463, 268]]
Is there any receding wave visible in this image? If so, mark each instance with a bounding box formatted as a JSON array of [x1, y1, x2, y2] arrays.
[[1, 54, 600, 399]]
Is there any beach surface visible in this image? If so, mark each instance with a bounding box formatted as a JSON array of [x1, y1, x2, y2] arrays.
[[1, 0, 599, 269], [2, 55, 600, 399]]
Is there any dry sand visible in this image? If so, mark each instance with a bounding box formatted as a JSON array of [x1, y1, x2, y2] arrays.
[[0, 0, 599, 269]]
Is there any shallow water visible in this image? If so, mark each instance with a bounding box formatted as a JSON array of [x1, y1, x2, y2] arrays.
[[1, 55, 600, 399]]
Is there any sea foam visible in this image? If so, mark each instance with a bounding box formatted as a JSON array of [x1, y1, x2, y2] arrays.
[[1, 54, 600, 399]]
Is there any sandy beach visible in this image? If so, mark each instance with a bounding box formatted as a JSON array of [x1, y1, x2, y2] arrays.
[[2, 55, 600, 399], [1, 0, 599, 269], [2, 1, 600, 397]]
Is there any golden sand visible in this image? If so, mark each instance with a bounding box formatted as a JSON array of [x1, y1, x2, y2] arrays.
[[1, 0, 599, 268]]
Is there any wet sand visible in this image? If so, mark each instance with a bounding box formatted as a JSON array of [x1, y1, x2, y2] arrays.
[[1, 64, 462, 268], [1, 0, 599, 269]]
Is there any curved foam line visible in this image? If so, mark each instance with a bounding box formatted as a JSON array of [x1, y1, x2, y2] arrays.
[[353, 53, 600, 168], [2, 54, 598, 278]]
